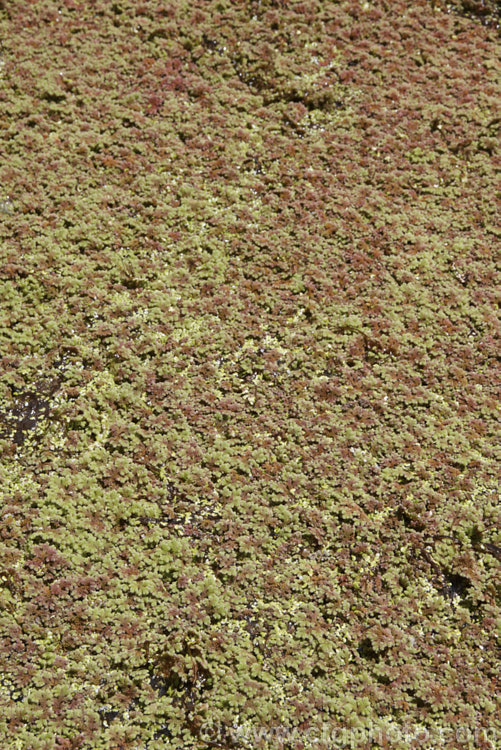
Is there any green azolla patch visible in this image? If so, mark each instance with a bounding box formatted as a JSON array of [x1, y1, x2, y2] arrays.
[[0, 0, 499, 748]]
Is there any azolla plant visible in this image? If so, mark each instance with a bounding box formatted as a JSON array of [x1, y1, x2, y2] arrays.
[[0, 1, 499, 748]]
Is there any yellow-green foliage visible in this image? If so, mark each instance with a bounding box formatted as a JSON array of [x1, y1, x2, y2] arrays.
[[0, 0, 499, 748]]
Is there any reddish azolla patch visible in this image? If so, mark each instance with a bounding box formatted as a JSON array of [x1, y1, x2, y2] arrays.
[[0, 0, 499, 748]]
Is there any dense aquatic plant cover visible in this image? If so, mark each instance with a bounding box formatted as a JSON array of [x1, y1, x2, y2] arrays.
[[0, 1, 499, 748]]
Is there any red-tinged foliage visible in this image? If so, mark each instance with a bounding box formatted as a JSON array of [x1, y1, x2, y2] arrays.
[[0, 0, 499, 748]]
